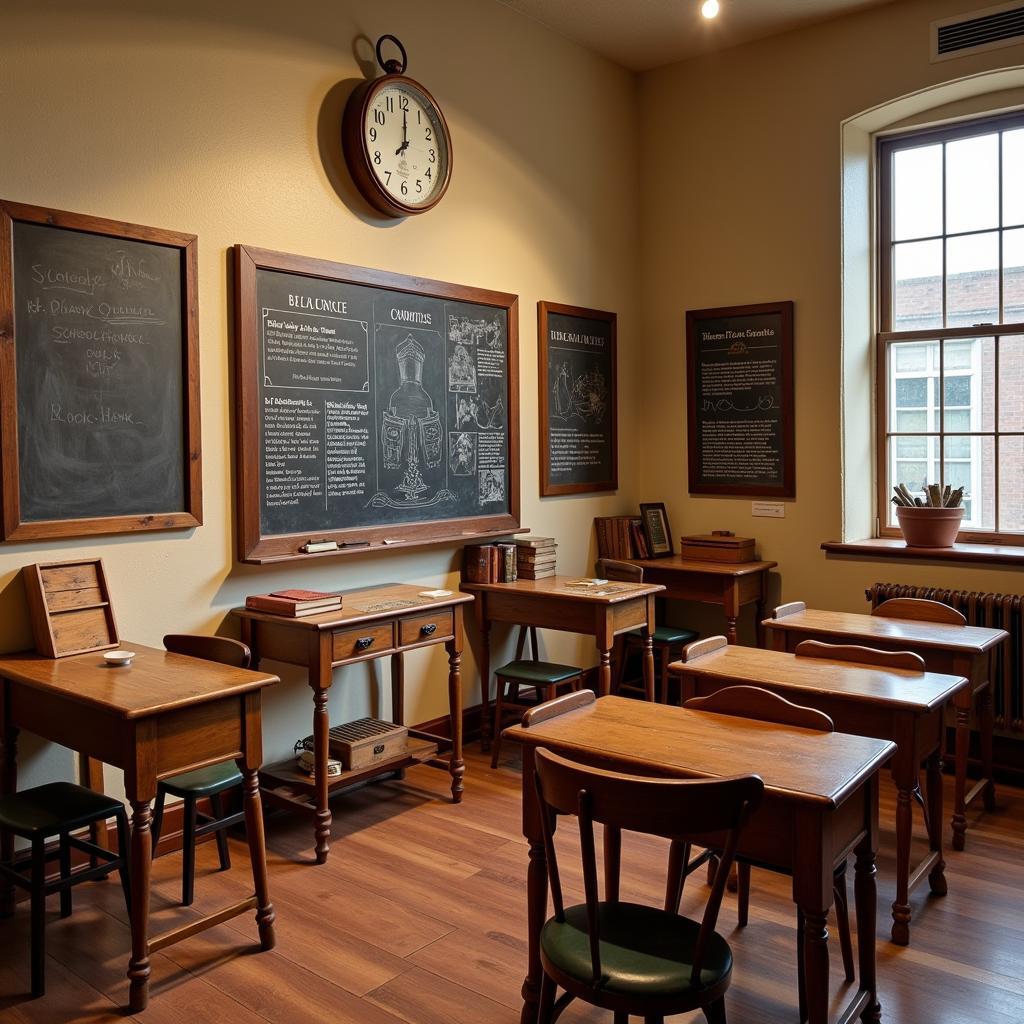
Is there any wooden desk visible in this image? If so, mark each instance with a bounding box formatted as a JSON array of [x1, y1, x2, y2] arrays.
[[0, 644, 278, 1012], [461, 576, 664, 749], [627, 556, 777, 644], [763, 608, 1007, 851], [505, 694, 893, 1024], [670, 642, 970, 945], [235, 584, 471, 864]]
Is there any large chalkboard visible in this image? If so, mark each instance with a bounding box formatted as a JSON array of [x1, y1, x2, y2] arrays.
[[235, 246, 520, 563], [538, 301, 617, 496], [686, 301, 795, 498], [0, 201, 202, 541]]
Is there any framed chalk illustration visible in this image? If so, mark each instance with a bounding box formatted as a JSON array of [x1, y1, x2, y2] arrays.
[[0, 200, 202, 541], [686, 301, 795, 498], [539, 301, 617, 497], [234, 246, 520, 563]]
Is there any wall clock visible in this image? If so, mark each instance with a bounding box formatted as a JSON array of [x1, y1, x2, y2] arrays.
[[342, 35, 453, 218]]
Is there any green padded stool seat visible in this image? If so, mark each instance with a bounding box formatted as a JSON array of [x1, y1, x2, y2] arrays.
[[159, 763, 242, 799], [495, 661, 582, 685], [0, 782, 124, 836], [628, 625, 699, 646], [541, 902, 732, 1000], [0, 782, 130, 998], [490, 627, 585, 769]]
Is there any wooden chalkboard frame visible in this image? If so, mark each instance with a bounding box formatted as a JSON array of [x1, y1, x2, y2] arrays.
[[0, 200, 202, 541], [538, 300, 617, 497], [686, 300, 795, 499], [234, 245, 521, 564]]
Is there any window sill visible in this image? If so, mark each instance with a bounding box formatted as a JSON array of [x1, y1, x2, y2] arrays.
[[820, 537, 1024, 567]]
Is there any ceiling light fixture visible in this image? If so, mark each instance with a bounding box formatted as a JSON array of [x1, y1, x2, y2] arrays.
[[701, 0, 720, 18]]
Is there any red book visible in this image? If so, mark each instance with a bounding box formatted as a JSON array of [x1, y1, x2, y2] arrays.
[[246, 594, 342, 617], [270, 589, 337, 603]]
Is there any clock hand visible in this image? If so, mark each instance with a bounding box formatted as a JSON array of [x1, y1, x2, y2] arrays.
[[395, 109, 410, 156]]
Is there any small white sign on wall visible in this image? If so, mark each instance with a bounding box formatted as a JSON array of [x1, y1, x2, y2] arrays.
[[752, 501, 785, 518]]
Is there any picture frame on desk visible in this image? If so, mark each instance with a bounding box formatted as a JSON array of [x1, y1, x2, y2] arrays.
[[639, 502, 673, 557]]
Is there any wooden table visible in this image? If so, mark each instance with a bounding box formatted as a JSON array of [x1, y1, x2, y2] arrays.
[[627, 556, 777, 644], [505, 694, 893, 1024], [461, 576, 663, 749], [670, 641, 970, 945], [235, 583, 471, 864], [0, 643, 278, 1012], [763, 608, 1007, 851]]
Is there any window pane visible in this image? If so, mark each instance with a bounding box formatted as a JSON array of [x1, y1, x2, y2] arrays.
[[1004, 128, 1024, 228], [893, 341, 931, 373], [943, 374, 970, 407], [944, 408, 971, 431], [896, 436, 927, 458], [999, 436, 1024, 532], [999, 335, 1024, 431], [946, 133, 999, 234], [896, 410, 928, 431], [893, 240, 942, 330], [887, 435, 939, 526], [895, 377, 927, 407], [946, 232, 998, 327], [1005, 227, 1024, 323], [893, 144, 942, 240], [945, 436, 995, 530], [944, 339, 974, 370]]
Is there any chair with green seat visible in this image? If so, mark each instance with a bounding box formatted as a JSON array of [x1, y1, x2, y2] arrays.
[[597, 558, 698, 703], [0, 782, 130, 997], [150, 634, 251, 906], [490, 627, 584, 769], [533, 746, 763, 1024]]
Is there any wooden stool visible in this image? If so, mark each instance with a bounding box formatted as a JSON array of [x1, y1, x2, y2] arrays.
[[598, 559, 697, 702], [490, 627, 583, 769], [151, 634, 251, 906], [0, 782, 130, 997]]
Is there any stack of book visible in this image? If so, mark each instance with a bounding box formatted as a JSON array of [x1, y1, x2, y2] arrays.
[[462, 542, 518, 583], [245, 588, 342, 617], [594, 515, 649, 559], [516, 537, 557, 579]]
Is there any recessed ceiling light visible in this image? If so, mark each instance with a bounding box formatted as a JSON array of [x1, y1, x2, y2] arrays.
[[701, 0, 720, 18]]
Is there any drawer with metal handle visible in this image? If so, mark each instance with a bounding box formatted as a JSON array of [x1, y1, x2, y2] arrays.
[[399, 609, 454, 646], [332, 623, 395, 660]]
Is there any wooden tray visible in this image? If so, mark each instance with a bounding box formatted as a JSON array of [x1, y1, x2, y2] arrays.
[[22, 558, 119, 658]]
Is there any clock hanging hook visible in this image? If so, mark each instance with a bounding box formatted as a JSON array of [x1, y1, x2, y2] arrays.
[[375, 34, 408, 76]]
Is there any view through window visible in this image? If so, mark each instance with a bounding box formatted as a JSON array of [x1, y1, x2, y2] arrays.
[[879, 113, 1024, 541]]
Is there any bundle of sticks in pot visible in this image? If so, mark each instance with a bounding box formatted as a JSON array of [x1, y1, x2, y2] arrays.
[[891, 483, 963, 508]]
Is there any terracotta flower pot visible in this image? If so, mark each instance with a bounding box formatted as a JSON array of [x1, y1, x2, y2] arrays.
[[895, 506, 964, 548]]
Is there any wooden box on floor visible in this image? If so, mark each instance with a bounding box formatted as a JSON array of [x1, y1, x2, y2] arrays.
[[22, 558, 119, 658]]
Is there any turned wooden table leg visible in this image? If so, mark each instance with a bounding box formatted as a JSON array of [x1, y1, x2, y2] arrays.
[[479, 612, 493, 753], [801, 909, 830, 1024], [855, 840, 881, 1023], [239, 764, 276, 949], [312, 684, 332, 864], [978, 684, 996, 812], [891, 782, 912, 945], [447, 637, 465, 803], [952, 697, 970, 852], [127, 798, 153, 1012], [642, 631, 655, 703], [926, 748, 947, 896], [598, 648, 612, 696]]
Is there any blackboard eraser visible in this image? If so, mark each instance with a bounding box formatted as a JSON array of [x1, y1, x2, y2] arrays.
[[301, 540, 339, 553]]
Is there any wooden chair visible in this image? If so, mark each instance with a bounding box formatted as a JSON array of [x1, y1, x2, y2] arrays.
[[533, 746, 763, 1024], [152, 634, 251, 906], [873, 596, 967, 626], [490, 627, 583, 769], [598, 558, 698, 703], [682, 685, 855, 1019], [0, 782, 130, 996]]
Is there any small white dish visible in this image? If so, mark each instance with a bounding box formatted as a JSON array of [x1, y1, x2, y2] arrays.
[[103, 649, 136, 666], [419, 589, 452, 598]]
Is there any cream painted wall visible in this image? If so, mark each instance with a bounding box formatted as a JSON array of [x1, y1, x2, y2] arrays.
[[638, 0, 1024, 642], [0, 0, 641, 793]]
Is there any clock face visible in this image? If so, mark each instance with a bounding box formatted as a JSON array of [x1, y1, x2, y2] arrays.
[[363, 81, 450, 210]]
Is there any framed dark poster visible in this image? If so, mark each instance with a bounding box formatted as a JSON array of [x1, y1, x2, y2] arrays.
[[538, 301, 617, 496], [686, 301, 794, 498], [0, 200, 202, 541], [234, 246, 520, 563]]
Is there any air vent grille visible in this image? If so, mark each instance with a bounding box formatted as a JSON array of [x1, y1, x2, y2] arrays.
[[932, 2, 1024, 61]]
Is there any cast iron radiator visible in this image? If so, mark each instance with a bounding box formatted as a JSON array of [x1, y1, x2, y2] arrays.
[[866, 583, 1023, 736]]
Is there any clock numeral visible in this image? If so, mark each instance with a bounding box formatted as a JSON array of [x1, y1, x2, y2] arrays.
[[424, 128, 432, 141], [385, 96, 394, 113], [417, 110, 422, 125], [428, 149, 436, 164], [416, 179, 423, 193], [425, 167, 432, 180], [398, 96, 409, 111], [369, 127, 377, 142], [384, 171, 392, 185], [373, 109, 385, 126], [400, 180, 408, 196], [373, 150, 381, 165]]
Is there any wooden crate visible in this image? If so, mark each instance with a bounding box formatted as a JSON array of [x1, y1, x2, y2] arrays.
[[22, 558, 119, 658], [679, 532, 757, 563], [328, 718, 408, 770]]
